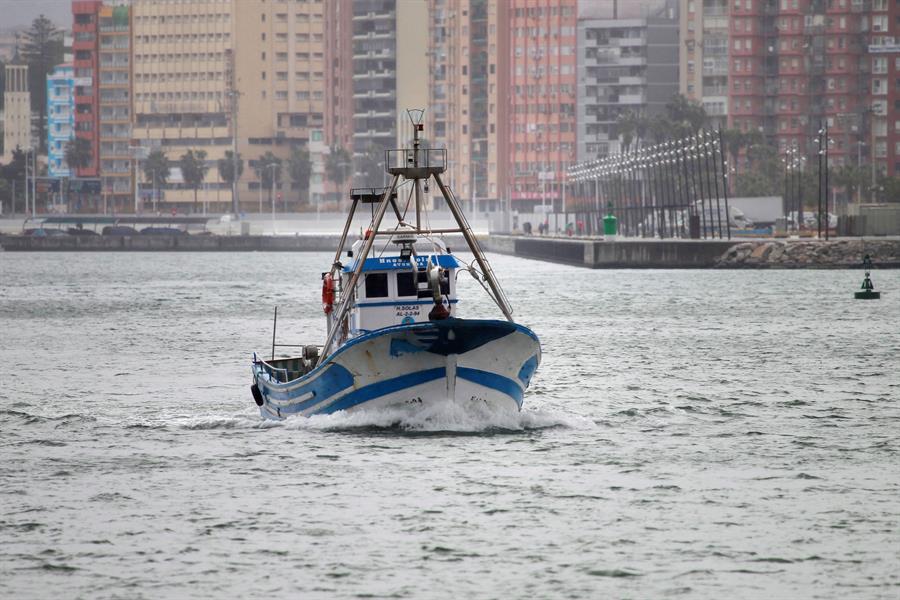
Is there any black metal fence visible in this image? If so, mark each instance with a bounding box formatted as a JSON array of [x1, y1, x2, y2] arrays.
[[567, 129, 731, 240]]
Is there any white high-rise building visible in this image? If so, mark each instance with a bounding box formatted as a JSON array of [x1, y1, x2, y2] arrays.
[[3, 63, 32, 160]]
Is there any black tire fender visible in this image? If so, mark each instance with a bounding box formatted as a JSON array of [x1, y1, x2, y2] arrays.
[[250, 384, 264, 407]]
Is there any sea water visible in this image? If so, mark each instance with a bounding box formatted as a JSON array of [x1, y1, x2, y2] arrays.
[[1, 252, 898, 599]]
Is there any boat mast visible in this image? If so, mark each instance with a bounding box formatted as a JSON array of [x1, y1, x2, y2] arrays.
[[318, 174, 402, 366]]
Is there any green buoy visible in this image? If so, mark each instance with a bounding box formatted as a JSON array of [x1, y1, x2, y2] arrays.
[[855, 254, 881, 300]]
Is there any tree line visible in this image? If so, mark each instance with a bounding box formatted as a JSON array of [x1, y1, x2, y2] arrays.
[[125, 145, 354, 212]]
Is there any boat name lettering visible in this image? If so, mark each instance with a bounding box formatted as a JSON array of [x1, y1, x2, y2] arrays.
[[395, 305, 421, 317]]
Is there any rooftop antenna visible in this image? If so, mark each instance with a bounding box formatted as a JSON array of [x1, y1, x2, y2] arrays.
[[407, 109, 425, 154], [406, 109, 426, 227]]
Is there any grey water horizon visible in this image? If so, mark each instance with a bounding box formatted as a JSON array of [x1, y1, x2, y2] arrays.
[[1, 252, 898, 599]]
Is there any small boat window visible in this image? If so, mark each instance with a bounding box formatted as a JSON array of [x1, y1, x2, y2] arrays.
[[396, 271, 419, 297], [364, 273, 388, 298]]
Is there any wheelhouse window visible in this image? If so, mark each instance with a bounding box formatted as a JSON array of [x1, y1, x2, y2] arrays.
[[397, 269, 450, 298], [396, 271, 421, 297], [364, 273, 388, 298]]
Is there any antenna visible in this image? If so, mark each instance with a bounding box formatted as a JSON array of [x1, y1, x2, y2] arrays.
[[406, 109, 425, 127], [406, 109, 425, 149]]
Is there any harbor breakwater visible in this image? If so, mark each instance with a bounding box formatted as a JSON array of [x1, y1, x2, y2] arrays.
[[715, 238, 900, 268]]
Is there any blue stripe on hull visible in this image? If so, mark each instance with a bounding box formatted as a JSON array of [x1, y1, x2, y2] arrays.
[[457, 367, 525, 408], [312, 367, 447, 415], [263, 363, 355, 406], [254, 318, 540, 419]]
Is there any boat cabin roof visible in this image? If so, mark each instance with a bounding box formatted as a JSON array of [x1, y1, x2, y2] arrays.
[[343, 253, 461, 273]]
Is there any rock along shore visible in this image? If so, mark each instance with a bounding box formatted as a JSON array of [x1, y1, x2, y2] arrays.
[[716, 238, 900, 268]]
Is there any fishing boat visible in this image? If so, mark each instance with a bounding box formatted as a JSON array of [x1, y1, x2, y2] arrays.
[[249, 111, 541, 419]]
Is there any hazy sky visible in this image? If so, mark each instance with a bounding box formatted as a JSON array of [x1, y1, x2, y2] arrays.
[[0, 0, 71, 29]]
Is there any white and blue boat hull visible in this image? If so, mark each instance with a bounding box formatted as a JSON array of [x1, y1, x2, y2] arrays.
[[251, 318, 540, 419]]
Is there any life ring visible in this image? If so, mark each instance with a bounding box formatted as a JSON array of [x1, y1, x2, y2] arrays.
[[322, 273, 335, 314]]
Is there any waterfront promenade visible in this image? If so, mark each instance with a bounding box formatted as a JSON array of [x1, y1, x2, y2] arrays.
[[2, 212, 898, 268]]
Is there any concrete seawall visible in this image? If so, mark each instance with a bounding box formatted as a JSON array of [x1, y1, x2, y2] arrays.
[[485, 235, 737, 268], [483, 235, 900, 268]]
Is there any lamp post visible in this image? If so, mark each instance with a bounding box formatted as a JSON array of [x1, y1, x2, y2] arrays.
[[266, 162, 279, 235], [782, 151, 790, 230], [151, 169, 159, 213], [129, 145, 148, 214], [24, 148, 31, 219], [29, 148, 37, 219], [258, 174, 263, 214], [815, 123, 833, 239]]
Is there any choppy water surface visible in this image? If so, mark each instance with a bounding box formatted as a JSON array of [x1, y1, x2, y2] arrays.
[[1, 252, 898, 599]]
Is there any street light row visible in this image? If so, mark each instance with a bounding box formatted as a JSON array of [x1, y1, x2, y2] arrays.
[[567, 129, 726, 182]]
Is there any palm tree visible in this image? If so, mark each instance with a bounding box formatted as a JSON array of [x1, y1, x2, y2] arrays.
[[179, 149, 209, 213], [325, 146, 352, 204], [287, 144, 311, 207], [616, 110, 640, 153], [217, 150, 243, 212], [143, 150, 170, 207], [64, 137, 92, 174], [721, 128, 747, 176], [255, 151, 282, 210], [832, 165, 868, 207], [353, 143, 383, 187], [1, 147, 27, 212], [665, 94, 708, 135], [217, 151, 243, 182]]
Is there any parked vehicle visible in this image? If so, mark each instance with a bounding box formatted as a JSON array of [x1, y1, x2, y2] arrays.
[[139, 227, 187, 235], [102, 226, 138, 236]]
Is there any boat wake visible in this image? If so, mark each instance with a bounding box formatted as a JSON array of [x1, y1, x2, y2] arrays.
[[178, 400, 590, 434]]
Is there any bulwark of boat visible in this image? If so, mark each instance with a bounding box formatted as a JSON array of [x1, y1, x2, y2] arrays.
[[251, 318, 540, 419]]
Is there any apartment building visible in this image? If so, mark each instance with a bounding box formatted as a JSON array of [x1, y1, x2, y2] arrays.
[[729, 0, 874, 172], [72, 0, 101, 178], [869, 0, 898, 178], [131, 0, 236, 211], [2, 63, 31, 161], [680, 0, 729, 127], [47, 63, 74, 177], [233, 0, 329, 208], [427, 0, 509, 210], [131, 0, 329, 212], [349, 0, 428, 188], [324, 0, 354, 150], [98, 4, 132, 211], [577, 0, 679, 163], [508, 0, 578, 211]]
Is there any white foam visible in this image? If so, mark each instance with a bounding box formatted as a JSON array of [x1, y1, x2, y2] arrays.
[[280, 398, 592, 433], [167, 399, 592, 433]]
